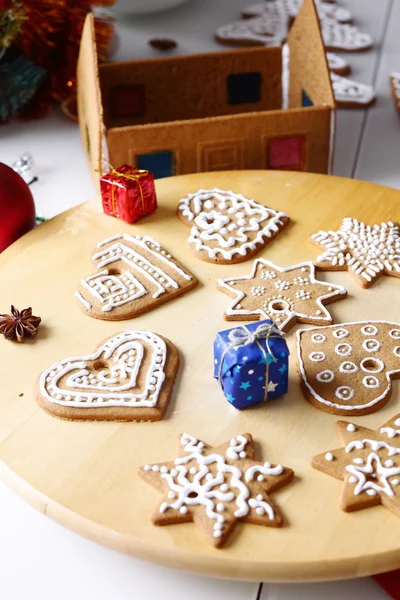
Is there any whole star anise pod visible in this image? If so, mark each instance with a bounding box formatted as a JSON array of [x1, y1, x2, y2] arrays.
[[0, 305, 41, 342]]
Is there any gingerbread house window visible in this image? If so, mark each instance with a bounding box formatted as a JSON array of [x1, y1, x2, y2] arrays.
[[267, 136, 305, 170], [137, 150, 176, 179], [110, 85, 146, 118], [302, 90, 314, 107], [227, 72, 262, 105]]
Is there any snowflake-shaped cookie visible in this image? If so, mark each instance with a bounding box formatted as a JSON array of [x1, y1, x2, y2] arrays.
[[139, 433, 294, 547], [312, 416, 400, 516], [217, 259, 347, 332], [310, 218, 400, 288], [177, 189, 289, 264]]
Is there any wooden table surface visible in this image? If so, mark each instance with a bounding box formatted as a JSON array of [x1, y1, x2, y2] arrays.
[[0, 0, 399, 599]]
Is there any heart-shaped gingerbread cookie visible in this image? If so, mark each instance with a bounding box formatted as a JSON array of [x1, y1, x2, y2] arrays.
[[297, 321, 400, 415], [177, 189, 289, 264], [36, 331, 179, 421]]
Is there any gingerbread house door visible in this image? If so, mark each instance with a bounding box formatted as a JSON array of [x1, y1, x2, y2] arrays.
[[77, 14, 108, 192]]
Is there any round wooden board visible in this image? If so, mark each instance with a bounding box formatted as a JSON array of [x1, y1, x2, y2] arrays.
[[2, 170, 400, 582]]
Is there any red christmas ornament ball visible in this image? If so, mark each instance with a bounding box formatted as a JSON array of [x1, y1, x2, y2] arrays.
[[0, 163, 36, 252]]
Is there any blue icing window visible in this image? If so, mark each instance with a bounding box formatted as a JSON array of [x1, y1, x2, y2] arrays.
[[301, 89, 314, 107], [137, 150, 175, 179]]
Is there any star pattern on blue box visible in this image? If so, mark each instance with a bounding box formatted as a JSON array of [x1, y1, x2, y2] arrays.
[[214, 320, 289, 410], [217, 259, 347, 332]]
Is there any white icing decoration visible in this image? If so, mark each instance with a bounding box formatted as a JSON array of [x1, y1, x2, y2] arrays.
[[311, 219, 400, 286], [389, 329, 400, 339], [360, 357, 384, 374], [75, 292, 91, 310], [325, 452, 334, 461], [321, 19, 373, 52], [260, 270, 276, 280], [363, 376, 380, 389], [218, 259, 346, 329], [241, 0, 352, 25], [394, 346, 400, 358], [361, 325, 379, 336], [78, 234, 192, 314], [226, 435, 248, 460], [178, 189, 288, 261], [40, 331, 167, 408], [326, 52, 350, 73], [275, 279, 291, 291], [345, 452, 400, 497], [335, 386, 354, 401], [363, 339, 382, 353], [311, 333, 326, 344], [251, 286, 266, 297], [332, 328, 350, 339], [347, 424, 356, 432], [245, 462, 283, 482], [345, 438, 400, 457], [316, 370, 334, 383], [330, 73, 376, 106], [295, 289, 311, 300], [309, 352, 326, 363], [335, 343, 352, 357], [381, 424, 400, 439], [339, 361, 358, 374], [153, 434, 283, 526]]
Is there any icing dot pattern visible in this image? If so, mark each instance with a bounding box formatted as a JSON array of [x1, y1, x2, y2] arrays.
[[299, 321, 400, 414], [218, 259, 347, 332]]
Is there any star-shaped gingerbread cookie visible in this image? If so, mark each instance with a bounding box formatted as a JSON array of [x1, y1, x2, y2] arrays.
[[139, 433, 294, 548], [217, 259, 347, 332], [310, 217, 400, 288], [312, 416, 400, 515]]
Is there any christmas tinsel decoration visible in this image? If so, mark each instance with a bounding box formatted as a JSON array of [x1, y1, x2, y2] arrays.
[[0, 52, 45, 121], [0, 0, 26, 50], [0, 0, 115, 122]]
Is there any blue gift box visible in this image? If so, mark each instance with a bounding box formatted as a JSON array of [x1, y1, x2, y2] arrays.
[[213, 320, 289, 409]]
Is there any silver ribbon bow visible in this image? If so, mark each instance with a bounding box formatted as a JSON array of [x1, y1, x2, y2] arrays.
[[218, 323, 284, 402]]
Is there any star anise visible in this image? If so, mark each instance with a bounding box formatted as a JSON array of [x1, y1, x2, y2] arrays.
[[0, 305, 41, 342]]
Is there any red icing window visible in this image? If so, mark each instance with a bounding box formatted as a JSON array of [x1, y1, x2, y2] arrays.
[[268, 136, 305, 170], [110, 85, 146, 118]]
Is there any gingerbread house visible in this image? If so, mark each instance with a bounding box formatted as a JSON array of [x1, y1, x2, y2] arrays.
[[77, 0, 335, 189]]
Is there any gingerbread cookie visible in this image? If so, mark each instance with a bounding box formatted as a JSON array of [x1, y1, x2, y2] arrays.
[[216, 12, 370, 52], [310, 218, 400, 288], [320, 18, 373, 52], [75, 233, 197, 320], [241, 1, 353, 25], [217, 260, 347, 332], [297, 321, 400, 416], [139, 432, 294, 548], [216, 11, 288, 48], [326, 52, 351, 76], [36, 330, 179, 421], [330, 72, 376, 108], [177, 189, 289, 264], [390, 72, 400, 116], [312, 416, 400, 515]]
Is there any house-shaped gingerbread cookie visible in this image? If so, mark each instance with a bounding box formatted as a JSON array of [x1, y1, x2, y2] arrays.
[[77, 0, 335, 189]]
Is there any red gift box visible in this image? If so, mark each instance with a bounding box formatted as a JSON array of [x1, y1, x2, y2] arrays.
[[100, 164, 157, 223]]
